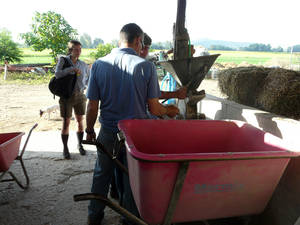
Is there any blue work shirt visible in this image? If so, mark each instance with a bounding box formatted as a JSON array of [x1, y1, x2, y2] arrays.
[[87, 48, 161, 132]]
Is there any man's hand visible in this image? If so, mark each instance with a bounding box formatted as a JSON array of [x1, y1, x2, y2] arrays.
[[72, 68, 81, 75], [176, 86, 187, 99], [166, 105, 179, 118], [74, 68, 82, 75], [86, 99, 99, 142], [86, 132, 96, 141]]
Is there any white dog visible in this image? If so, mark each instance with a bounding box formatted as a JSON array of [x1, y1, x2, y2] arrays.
[[40, 105, 59, 119]]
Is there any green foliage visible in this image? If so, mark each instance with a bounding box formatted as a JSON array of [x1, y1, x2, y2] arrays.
[[0, 29, 22, 64], [271, 46, 284, 52], [90, 43, 114, 59], [287, 45, 300, 52], [151, 41, 172, 50], [209, 45, 235, 51], [110, 39, 119, 47], [240, 43, 272, 52], [21, 11, 77, 61], [79, 34, 104, 49], [92, 38, 104, 48], [80, 33, 92, 48]]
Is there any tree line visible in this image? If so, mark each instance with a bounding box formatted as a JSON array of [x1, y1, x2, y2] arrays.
[[208, 43, 300, 53]]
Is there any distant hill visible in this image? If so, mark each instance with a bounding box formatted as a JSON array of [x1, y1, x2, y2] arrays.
[[192, 38, 253, 50]]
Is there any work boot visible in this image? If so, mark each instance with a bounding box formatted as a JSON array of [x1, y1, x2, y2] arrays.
[[77, 131, 86, 155], [87, 213, 104, 225], [61, 134, 70, 159], [87, 218, 102, 225]]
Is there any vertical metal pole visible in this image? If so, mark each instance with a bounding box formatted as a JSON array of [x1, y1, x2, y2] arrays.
[[173, 0, 189, 60], [175, 0, 186, 34]]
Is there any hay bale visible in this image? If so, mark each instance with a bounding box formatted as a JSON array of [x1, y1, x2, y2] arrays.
[[257, 68, 300, 119], [218, 66, 300, 120], [218, 66, 272, 106]]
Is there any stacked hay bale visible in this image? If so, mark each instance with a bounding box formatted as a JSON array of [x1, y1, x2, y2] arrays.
[[218, 67, 273, 106], [257, 68, 300, 119], [218, 67, 300, 120]]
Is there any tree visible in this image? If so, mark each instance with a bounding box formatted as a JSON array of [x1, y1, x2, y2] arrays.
[[287, 45, 300, 52], [209, 45, 235, 51], [0, 29, 22, 64], [110, 39, 119, 47], [271, 46, 283, 52], [90, 43, 114, 59], [21, 11, 77, 61], [92, 38, 104, 48], [241, 43, 272, 52], [151, 41, 173, 50], [80, 33, 92, 48], [0, 29, 23, 79]]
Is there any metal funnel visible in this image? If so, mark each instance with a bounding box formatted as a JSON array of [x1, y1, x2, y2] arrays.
[[159, 54, 220, 90]]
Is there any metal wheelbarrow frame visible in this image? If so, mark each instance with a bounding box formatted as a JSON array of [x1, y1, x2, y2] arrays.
[[0, 123, 38, 189], [73, 137, 191, 225]]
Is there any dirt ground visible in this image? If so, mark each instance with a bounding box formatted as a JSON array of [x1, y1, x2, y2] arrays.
[[0, 80, 227, 225], [0, 79, 224, 133]]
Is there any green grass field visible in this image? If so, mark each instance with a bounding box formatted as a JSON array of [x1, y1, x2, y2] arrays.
[[209, 50, 300, 65], [2, 48, 299, 85], [20, 48, 95, 64], [19, 48, 300, 67]]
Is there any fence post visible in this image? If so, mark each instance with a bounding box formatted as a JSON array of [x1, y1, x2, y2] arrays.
[[4, 60, 8, 80], [290, 46, 294, 70]]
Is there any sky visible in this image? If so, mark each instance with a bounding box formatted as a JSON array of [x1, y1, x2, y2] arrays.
[[1, 0, 299, 48]]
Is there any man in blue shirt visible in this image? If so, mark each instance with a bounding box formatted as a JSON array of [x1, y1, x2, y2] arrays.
[[85, 23, 179, 225]]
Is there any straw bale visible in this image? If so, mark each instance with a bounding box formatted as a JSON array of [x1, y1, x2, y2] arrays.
[[257, 68, 300, 119], [218, 66, 272, 106]]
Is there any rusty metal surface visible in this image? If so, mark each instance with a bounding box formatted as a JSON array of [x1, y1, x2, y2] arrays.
[[173, 0, 189, 60]]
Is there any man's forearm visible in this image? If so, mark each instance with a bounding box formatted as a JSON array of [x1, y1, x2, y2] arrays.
[[86, 101, 98, 131], [160, 87, 187, 100], [160, 91, 175, 99]]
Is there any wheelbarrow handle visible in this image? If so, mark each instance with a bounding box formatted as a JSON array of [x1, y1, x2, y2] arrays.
[[74, 193, 148, 225], [20, 123, 38, 158], [82, 140, 128, 175]]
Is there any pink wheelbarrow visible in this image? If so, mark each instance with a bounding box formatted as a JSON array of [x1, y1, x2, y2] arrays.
[[74, 120, 299, 225], [0, 123, 38, 189]]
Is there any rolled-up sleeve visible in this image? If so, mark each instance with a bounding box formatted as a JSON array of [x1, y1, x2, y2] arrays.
[[86, 63, 100, 100], [147, 62, 161, 99], [55, 57, 75, 79]]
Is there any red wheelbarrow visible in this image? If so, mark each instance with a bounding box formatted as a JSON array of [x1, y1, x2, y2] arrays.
[[0, 123, 38, 189], [74, 120, 299, 225]]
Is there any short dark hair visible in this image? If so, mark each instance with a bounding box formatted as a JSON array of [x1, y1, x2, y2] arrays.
[[119, 23, 144, 44], [67, 40, 81, 54], [143, 33, 152, 46]]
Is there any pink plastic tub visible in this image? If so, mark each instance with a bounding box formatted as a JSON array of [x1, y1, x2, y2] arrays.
[[0, 132, 24, 172], [118, 119, 299, 224]]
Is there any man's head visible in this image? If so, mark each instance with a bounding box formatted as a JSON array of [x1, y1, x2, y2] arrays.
[[67, 40, 82, 58], [140, 33, 152, 58], [119, 23, 144, 54]]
